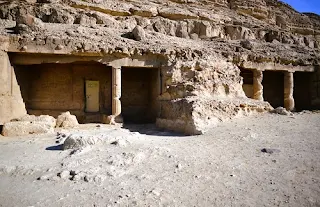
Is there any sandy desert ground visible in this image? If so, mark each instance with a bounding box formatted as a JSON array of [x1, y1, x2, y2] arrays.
[[0, 112, 319, 207]]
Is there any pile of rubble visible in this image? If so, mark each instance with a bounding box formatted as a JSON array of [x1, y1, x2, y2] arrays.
[[1, 111, 78, 136]]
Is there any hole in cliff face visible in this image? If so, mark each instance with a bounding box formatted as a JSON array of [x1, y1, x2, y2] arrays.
[[121, 67, 160, 124], [14, 62, 112, 123], [240, 68, 254, 99], [263, 71, 284, 108], [294, 72, 313, 111]]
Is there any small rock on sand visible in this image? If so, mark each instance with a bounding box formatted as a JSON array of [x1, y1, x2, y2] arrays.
[[261, 148, 281, 154], [110, 139, 128, 147], [56, 111, 79, 128], [38, 173, 54, 181], [58, 170, 71, 179], [63, 134, 102, 150], [176, 163, 182, 169]]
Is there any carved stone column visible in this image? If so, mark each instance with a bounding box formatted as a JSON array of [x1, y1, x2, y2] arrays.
[[253, 70, 263, 101], [112, 67, 121, 118], [284, 71, 295, 111]]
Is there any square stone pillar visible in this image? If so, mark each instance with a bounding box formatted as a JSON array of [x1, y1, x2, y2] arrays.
[[112, 67, 121, 117], [253, 70, 263, 101], [0, 51, 26, 124], [284, 71, 295, 111]]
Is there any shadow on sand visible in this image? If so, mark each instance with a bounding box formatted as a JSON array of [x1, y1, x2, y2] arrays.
[[121, 124, 186, 137], [46, 144, 63, 151]]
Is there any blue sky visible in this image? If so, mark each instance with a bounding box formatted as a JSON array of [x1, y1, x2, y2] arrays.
[[281, 0, 320, 14]]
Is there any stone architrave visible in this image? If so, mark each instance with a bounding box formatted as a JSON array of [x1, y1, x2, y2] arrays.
[[284, 71, 295, 111], [253, 70, 263, 101]]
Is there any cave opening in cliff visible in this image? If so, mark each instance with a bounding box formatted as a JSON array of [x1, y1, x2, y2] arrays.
[[294, 72, 312, 111], [263, 71, 285, 108], [13, 61, 112, 123], [121, 66, 160, 124], [240, 68, 254, 99]]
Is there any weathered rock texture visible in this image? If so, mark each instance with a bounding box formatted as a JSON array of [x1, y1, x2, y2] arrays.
[[63, 134, 102, 150], [56, 112, 79, 128], [0, 0, 319, 134], [18, 114, 56, 127], [2, 114, 56, 136], [2, 121, 54, 136]]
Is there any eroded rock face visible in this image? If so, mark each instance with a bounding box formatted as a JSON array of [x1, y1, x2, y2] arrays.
[[0, 0, 318, 61], [157, 97, 272, 135], [0, 0, 318, 46], [230, 0, 269, 20], [161, 55, 246, 100]]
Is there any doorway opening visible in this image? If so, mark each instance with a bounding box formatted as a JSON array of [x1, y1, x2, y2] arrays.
[[13, 61, 112, 123], [294, 72, 312, 111], [240, 68, 254, 99], [121, 67, 160, 124], [263, 71, 284, 108]]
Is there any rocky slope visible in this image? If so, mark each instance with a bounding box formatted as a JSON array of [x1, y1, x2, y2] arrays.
[[0, 0, 318, 64]]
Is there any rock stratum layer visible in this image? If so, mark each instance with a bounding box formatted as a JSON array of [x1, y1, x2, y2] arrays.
[[0, 0, 319, 135]]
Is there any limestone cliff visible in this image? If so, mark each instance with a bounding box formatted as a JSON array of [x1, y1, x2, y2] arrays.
[[0, 0, 319, 134], [0, 0, 318, 62]]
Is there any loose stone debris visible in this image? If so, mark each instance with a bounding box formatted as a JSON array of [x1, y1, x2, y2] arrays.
[[270, 107, 293, 116], [132, 25, 145, 41], [62, 134, 103, 150], [1, 112, 80, 136]]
